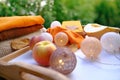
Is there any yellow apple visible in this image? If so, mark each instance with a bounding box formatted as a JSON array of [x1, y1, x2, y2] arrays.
[[32, 41, 56, 66]]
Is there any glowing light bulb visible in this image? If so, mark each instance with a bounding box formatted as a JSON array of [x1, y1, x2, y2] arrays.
[[49, 47, 77, 74], [100, 32, 120, 54], [81, 36, 102, 61], [50, 21, 61, 28], [54, 32, 69, 47]]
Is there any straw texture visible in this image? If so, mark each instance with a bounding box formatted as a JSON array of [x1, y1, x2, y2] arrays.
[[0, 28, 46, 57]]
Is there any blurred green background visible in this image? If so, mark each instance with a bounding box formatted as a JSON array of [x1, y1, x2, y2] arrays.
[[0, 0, 120, 28]]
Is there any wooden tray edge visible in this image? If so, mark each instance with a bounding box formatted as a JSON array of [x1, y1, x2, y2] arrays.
[[0, 46, 30, 63]]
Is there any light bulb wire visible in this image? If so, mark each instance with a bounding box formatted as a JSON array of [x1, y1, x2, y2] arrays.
[[77, 53, 120, 66], [114, 53, 120, 61]]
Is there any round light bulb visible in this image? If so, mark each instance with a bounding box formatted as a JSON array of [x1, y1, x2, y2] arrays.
[[81, 36, 102, 61], [49, 47, 77, 74], [100, 32, 120, 54], [40, 32, 53, 42], [50, 21, 61, 28], [54, 32, 69, 47]]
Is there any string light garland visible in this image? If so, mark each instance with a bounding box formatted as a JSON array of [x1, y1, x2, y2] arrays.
[[79, 32, 120, 66], [100, 32, 120, 54], [80, 36, 102, 61], [49, 21, 120, 69], [54, 32, 69, 47], [50, 21, 61, 28], [49, 47, 77, 74], [114, 52, 120, 61], [78, 55, 120, 66]]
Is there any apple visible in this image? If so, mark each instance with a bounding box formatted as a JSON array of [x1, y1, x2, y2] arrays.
[[32, 41, 57, 66], [29, 36, 40, 49], [29, 32, 53, 49]]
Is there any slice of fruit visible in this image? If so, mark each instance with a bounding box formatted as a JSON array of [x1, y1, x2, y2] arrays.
[[84, 23, 120, 39], [11, 38, 30, 51]]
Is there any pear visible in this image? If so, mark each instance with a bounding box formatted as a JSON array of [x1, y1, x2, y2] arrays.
[[84, 23, 120, 39]]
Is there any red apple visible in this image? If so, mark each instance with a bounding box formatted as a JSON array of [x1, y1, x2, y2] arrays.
[[29, 32, 53, 49], [29, 36, 40, 49], [32, 41, 56, 66]]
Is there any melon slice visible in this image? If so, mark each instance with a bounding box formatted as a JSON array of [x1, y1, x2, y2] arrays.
[[84, 23, 120, 39]]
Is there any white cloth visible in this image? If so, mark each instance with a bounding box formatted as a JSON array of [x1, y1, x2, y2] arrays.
[[9, 49, 120, 80]]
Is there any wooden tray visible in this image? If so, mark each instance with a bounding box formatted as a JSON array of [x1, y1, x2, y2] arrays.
[[0, 46, 70, 80]]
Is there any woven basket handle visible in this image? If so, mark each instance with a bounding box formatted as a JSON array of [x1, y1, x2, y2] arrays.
[[13, 62, 70, 80]]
